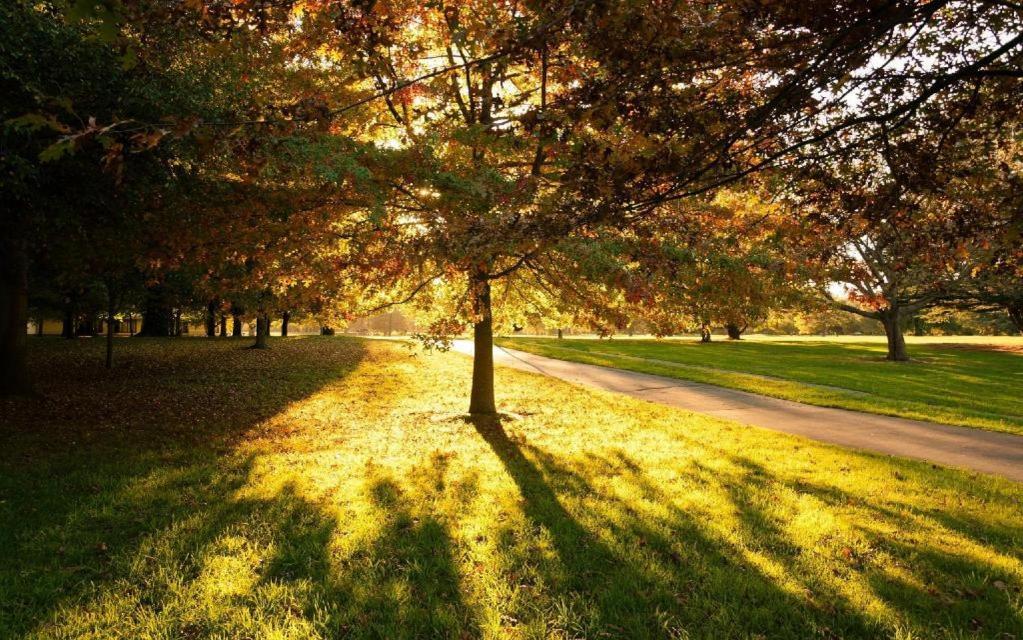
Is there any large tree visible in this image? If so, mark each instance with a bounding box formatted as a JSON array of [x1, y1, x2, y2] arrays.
[[5, 0, 1021, 401], [278, 0, 1023, 413]]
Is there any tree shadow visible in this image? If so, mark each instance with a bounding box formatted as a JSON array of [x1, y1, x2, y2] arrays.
[[249, 451, 480, 638], [12, 450, 482, 639], [6, 338, 1019, 638], [572, 448, 893, 638], [719, 455, 1023, 638], [481, 432, 1021, 639], [0, 337, 368, 637], [465, 414, 872, 638]]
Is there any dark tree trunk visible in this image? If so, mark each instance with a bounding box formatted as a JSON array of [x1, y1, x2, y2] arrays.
[[1007, 302, 1023, 335], [205, 300, 217, 337], [35, 312, 44, 336], [469, 278, 496, 415], [881, 309, 908, 361], [281, 311, 290, 337], [219, 314, 227, 337], [173, 309, 182, 337], [320, 326, 334, 336], [77, 315, 96, 337], [700, 322, 712, 343], [251, 312, 269, 349], [557, 327, 563, 339], [725, 323, 745, 340], [231, 312, 242, 337], [61, 302, 76, 339], [0, 240, 31, 395], [105, 288, 116, 369], [138, 287, 173, 337]]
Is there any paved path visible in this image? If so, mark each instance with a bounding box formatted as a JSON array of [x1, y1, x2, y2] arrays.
[[452, 341, 1023, 482]]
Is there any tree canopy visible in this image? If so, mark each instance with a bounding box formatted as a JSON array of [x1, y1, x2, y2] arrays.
[[2, 0, 1021, 406]]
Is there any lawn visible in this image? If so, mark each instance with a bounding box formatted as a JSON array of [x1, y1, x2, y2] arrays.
[[1, 337, 1021, 639], [495, 335, 1023, 435]]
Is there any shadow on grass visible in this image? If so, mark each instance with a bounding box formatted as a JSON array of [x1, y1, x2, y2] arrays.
[[475, 426, 1020, 638], [3, 339, 1020, 638], [0, 337, 368, 637], [249, 453, 480, 638], [717, 455, 1023, 638], [465, 414, 878, 638]]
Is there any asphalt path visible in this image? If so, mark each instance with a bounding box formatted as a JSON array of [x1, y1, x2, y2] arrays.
[[451, 340, 1023, 482]]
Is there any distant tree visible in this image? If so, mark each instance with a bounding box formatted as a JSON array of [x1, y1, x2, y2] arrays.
[[952, 266, 1023, 335], [0, 2, 197, 386], [794, 114, 1020, 360], [566, 190, 807, 344]]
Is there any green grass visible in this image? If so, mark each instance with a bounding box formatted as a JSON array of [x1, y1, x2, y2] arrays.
[[1, 337, 1021, 639], [495, 336, 1023, 435]]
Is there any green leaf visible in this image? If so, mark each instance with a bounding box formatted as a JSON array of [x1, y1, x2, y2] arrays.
[[39, 139, 75, 162], [5, 114, 68, 133], [95, 18, 119, 43]]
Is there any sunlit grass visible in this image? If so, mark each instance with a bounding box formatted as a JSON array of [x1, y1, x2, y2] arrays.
[[496, 336, 1023, 434], [1, 337, 1021, 638]]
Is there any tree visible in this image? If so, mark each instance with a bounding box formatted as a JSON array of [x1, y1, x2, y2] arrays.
[[793, 87, 1022, 359], [6, 0, 1021, 400], [552, 190, 806, 344], [204, 299, 219, 337], [951, 259, 1023, 334], [1, 2, 193, 386], [289, 1, 963, 411]]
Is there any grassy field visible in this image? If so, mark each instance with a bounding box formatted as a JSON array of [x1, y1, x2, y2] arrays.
[[1, 337, 1021, 639], [495, 335, 1023, 435]]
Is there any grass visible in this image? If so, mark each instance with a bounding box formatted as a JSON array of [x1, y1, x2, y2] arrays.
[[0, 336, 1021, 639], [495, 335, 1023, 435]]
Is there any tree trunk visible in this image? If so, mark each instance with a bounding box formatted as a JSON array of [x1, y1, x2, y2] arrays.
[[138, 287, 173, 337], [62, 306, 75, 338], [35, 312, 44, 336], [0, 240, 31, 395], [205, 300, 217, 337], [232, 313, 242, 337], [725, 323, 744, 340], [320, 326, 334, 336], [281, 311, 290, 337], [881, 309, 908, 361], [469, 278, 496, 415], [557, 327, 563, 339], [700, 322, 712, 343], [1007, 302, 1023, 335], [77, 315, 96, 336], [105, 288, 116, 369], [173, 309, 182, 337], [251, 312, 269, 349]]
